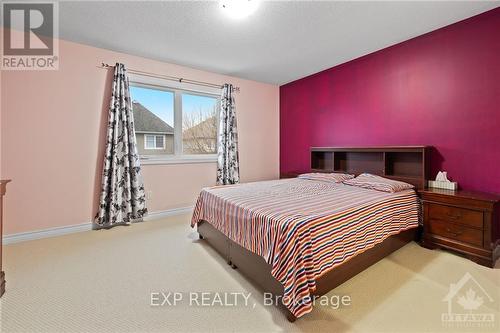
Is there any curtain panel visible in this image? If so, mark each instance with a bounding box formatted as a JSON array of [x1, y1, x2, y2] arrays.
[[217, 84, 240, 185], [95, 63, 148, 227]]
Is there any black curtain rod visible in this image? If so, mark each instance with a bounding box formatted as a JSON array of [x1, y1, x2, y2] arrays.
[[100, 63, 240, 92]]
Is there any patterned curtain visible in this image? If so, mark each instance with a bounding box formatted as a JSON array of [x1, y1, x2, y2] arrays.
[[217, 84, 240, 185], [95, 63, 147, 227]]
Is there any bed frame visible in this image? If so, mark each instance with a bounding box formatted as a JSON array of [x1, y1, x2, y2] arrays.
[[198, 221, 416, 321], [197, 146, 430, 321]]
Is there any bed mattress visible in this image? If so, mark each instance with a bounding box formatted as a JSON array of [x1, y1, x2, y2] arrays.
[[191, 178, 419, 317]]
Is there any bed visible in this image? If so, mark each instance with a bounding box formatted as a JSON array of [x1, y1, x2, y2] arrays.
[[191, 146, 429, 321]]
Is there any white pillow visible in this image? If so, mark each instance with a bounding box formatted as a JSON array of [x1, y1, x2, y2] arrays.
[[298, 172, 354, 183], [343, 173, 414, 192]]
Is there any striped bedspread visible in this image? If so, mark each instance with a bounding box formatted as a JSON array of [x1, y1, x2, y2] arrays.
[[191, 178, 419, 318]]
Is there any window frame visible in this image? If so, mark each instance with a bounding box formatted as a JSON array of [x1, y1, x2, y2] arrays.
[[144, 134, 166, 150], [130, 74, 220, 165]]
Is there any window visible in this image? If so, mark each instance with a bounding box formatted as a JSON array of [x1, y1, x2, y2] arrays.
[[130, 78, 220, 164], [182, 94, 218, 155], [130, 85, 174, 156], [144, 134, 166, 150]]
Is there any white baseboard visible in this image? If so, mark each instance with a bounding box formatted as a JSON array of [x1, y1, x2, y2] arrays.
[[3, 206, 194, 245], [143, 206, 194, 221], [3, 222, 92, 245]]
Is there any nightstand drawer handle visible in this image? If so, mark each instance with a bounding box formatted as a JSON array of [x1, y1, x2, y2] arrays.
[[446, 228, 462, 237], [447, 213, 461, 220]]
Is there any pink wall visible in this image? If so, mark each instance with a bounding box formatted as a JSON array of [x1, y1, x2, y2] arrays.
[[1, 33, 279, 235], [280, 8, 500, 194]]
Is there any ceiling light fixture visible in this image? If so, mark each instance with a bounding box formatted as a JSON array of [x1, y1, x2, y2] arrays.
[[220, 0, 260, 19]]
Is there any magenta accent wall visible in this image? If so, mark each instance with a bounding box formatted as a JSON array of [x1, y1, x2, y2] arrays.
[[280, 8, 500, 194]]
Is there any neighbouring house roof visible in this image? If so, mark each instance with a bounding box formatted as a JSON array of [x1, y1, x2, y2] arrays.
[[132, 101, 174, 134], [183, 116, 217, 139]]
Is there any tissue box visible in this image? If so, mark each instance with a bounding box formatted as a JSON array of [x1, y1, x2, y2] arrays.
[[428, 180, 458, 191]]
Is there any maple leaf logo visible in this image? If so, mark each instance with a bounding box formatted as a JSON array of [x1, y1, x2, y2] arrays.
[[457, 288, 483, 311]]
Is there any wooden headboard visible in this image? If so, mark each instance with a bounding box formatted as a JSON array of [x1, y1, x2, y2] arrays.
[[310, 146, 430, 190]]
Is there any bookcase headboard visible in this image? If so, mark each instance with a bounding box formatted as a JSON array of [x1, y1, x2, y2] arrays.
[[310, 146, 430, 189]]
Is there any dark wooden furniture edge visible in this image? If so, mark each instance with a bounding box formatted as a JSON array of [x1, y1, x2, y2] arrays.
[[197, 220, 417, 321], [0, 179, 11, 298], [419, 187, 500, 204], [0, 271, 4, 297], [310, 145, 429, 152]]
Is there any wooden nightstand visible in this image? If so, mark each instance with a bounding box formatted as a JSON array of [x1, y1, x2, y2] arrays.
[[419, 188, 500, 267]]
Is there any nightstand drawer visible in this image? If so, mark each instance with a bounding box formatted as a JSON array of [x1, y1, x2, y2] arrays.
[[428, 219, 483, 247], [428, 203, 483, 229]]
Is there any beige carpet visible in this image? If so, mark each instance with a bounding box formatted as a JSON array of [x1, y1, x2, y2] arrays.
[[1, 214, 499, 333]]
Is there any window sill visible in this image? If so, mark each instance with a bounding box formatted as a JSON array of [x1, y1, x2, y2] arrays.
[[140, 155, 218, 165]]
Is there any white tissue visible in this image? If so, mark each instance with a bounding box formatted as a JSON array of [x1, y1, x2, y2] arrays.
[[429, 171, 457, 190], [435, 171, 450, 182]]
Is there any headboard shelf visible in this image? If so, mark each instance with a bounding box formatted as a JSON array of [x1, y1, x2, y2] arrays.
[[310, 146, 430, 189]]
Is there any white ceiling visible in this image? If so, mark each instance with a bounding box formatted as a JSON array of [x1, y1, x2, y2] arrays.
[[58, 1, 500, 85]]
